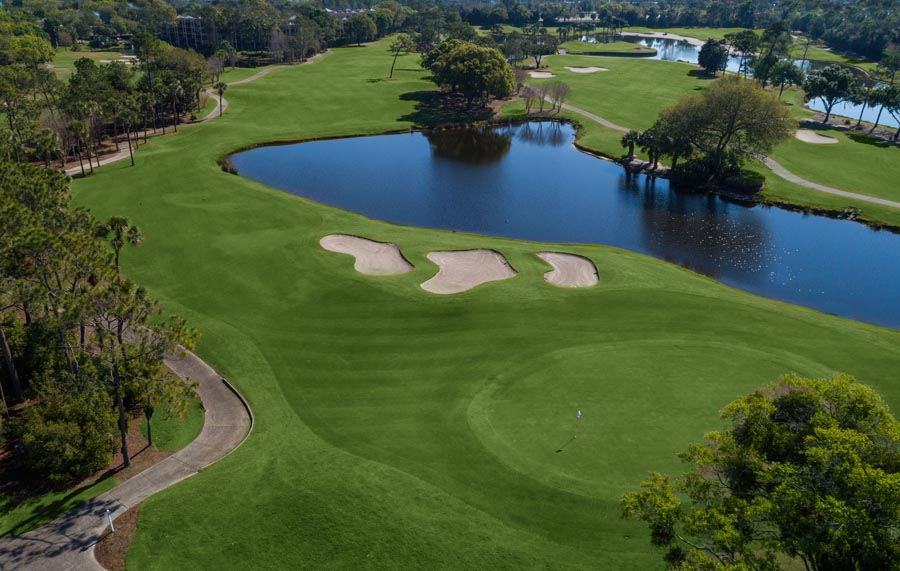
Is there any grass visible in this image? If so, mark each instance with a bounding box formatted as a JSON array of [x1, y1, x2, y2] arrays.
[[52, 48, 129, 80], [140, 397, 205, 452], [220, 65, 272, 84], [623, 26, 758, 42], [0, 477, 117, 537], [64, 39, 900, 570], [561, 40, 656, 56]]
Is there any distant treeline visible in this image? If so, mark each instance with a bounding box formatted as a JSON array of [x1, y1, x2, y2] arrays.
[[2, 0, 897, 61]]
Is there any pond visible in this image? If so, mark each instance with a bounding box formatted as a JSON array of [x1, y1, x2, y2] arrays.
[[579, 34, 899, 129], [230, 122, 900, 329]]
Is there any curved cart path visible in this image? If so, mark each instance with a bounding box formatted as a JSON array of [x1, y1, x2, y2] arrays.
[[0, 350, 253, 571], [556, 100, 900, 210]]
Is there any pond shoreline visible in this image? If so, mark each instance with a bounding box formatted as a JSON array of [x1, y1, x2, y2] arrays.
[[221, 115, 900, 236]]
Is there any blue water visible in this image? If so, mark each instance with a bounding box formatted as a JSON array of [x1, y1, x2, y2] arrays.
[[584, 35, 900, 129], [231, 123, 900, 329]]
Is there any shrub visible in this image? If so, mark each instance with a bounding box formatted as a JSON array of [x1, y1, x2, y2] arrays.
[[11, 389, 118, 483]]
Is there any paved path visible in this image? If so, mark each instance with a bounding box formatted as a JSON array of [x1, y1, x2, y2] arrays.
[[0, 350, 253, 571], [762, 157, 900, 209], [557, 100, 900, 210]]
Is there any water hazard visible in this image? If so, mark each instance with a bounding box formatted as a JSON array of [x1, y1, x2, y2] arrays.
[[230, 122, 900, 329], [581, 34, 899, 129]]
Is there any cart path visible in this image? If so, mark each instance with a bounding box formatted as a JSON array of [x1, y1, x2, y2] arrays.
[[556, 100, 900, 210], [0, 349, 253, 571]]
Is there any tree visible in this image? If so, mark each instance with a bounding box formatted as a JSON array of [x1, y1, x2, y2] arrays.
[[698, 39, 728, 76], [624, 374, 900, 571], [620, 129, 640, 163], [99, 216, 143, 269], [652, 76, 794, 178], [389, 33, 414, 79], [346, 14, 377, 47], [768, 60, 804, 98], [724, 30, 759, 78], [215, 81, 228, 117], [423, 40, 514, 108], [525, 34, 559, 68], [804, 65, 857, 123]]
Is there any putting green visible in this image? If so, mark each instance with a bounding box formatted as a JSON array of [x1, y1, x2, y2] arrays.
[[469, 340, 833, 498]]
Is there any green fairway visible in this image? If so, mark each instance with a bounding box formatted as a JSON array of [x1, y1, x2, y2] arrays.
[[66, 39, 900, 569], [561, 40, 656, 56], [51, 48, 129, 79]]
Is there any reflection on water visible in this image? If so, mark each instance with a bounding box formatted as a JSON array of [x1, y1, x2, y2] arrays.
[[230, 122, 900, 329]]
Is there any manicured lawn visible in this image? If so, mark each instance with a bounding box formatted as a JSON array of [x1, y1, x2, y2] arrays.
[[52, 48, 129, 79], [140, 396, 205, 452], [561, 40, 656, 56], [220, 65, 272, 83], [536, 54, 709, 130], [68, 39, 900, 570], [623, 26, 758, 42]]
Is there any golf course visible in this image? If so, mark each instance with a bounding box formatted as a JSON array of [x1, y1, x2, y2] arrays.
[[63, 39, 900, 569]]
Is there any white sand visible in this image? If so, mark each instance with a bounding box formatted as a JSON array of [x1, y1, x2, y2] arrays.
[[529, 71, 556, 78], [421, 250, 517, 294], [320, 234, 414, 275], [536, 253, 599, 288], [564, 66, 608, 73], [795, 129, 839, 144]]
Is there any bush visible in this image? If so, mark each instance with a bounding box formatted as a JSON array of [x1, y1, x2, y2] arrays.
[[11, 389, 118, 484]]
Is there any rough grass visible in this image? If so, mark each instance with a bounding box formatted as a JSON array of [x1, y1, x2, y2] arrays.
[[0, 478, 117, 537], [66, 39, 900, 570], [140, 397, 204, 453]]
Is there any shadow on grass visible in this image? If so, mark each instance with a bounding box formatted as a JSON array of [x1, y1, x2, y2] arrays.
[[687, 69, 717, 80], [398, 91, 494, 129], [848, 132, 894, 148]]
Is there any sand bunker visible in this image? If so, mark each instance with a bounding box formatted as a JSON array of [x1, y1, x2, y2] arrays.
[[565, 66, 608, 74], [421, 250, 517, 294], [536, 253, 599, 288], [529, 71, 556, 78], [795, 129, 839, 144], [320, 234, 414, 275]]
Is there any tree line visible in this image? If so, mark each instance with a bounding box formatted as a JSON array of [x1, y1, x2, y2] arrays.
[[0, 158, 194, 484]]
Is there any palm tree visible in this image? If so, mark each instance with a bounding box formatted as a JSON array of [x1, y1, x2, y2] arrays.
[[33, 128, 61, 168], [100, 216, 143, 269], [621, 130, 641, 164], [214, 81, 228, 117]]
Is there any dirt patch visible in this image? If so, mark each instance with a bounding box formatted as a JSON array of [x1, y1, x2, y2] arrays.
[[320, 234, 414, 275], [564, 66, 608, 73], [93, 503, 142, 571], [529, 71, 556, 78], [795, 129, 839, 144], [536, 253, 599, 288], [421, 250, 517, 294]]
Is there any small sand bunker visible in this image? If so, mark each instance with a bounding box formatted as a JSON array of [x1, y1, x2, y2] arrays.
[[320, 234, 414, 275], [795, 129, 839, 144], [565, 66, 608, 74], [421, 250, 517, 294], [536, 253, 599, 288], [529, 71, 556, 78]]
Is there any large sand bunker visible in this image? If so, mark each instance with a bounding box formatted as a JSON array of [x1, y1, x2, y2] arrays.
[[795, 129, 839, 144], [536, 253, 599, 288], [564, 66, 608, 74], [529, 71, 556, 78], [421, 250, 517, 294], [320, 234, 414, 275]]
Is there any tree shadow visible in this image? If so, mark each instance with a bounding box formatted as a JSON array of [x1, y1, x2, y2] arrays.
[[398, 91, 494, 129], [687, 69, 716, 80], [848, 132, 893, 148]]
